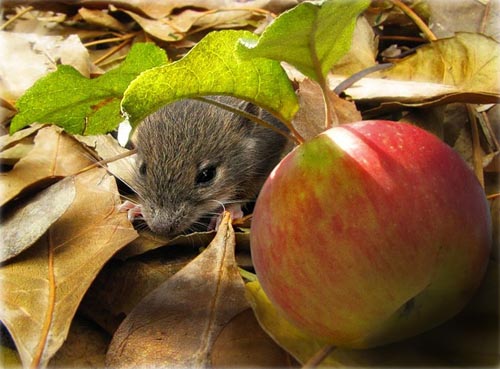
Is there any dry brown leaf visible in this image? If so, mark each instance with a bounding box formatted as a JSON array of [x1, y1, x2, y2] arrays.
[[123, 0, 276, 19], [75, 134, 136, 187], [78, 8, 128, 32], [211, 309, 293, 367], [292, 79, 362, 140], [333, 16, 378, 76], [192, 8, 262, 29], [47, 315, 109, 369], [116, 229, 215, 259], [0, 176, 76, 263], [0, 124, 42, 151], [0, 345, 22, 369], [428, 0, 499, 41], [0, 32, 92, 101], [380, 33, 499, 94], [118, 9, 185, 41], [0, 168, 138, 369], [80, 251, 194, 334], [327, 75, 499, 103], [0, 126, 95, 207], [0, 142, 35, 165], [169, 9, 207, 32], [106, 212, 249, 368]]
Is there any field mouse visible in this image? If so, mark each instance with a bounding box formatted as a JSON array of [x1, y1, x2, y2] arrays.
[[123, 96, 290, 237]]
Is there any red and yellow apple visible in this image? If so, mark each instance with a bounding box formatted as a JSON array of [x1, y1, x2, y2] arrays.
[[250, 120, 491, 348]]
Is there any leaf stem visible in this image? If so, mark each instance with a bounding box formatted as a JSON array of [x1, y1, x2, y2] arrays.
[[92, 34, 137, 66], [0, 6, 34, 31], [30, 230, 57, 369], [333, 63, 393, 95], [391, 0, 437, 41], [467, 104, 485, 188], [302, 344, 336, 368], [487, 193, 500, 200], [309, 20, 338, 129], [74, 148, 138, 176], [196, 96, 303, 144]]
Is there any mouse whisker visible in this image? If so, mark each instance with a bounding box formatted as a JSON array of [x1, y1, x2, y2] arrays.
[[209, 199, 226, 212]]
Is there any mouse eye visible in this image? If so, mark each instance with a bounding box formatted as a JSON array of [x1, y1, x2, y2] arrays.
[[139, 162, 147, 176], [195, 165, 217, 185]]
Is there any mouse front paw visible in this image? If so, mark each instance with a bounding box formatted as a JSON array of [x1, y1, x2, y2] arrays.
[[117, 200, 143, 222]]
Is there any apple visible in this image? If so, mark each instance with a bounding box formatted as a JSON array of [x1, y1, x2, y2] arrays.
[[250, 120, 491, 349]]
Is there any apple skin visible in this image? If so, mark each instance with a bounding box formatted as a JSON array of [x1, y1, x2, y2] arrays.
[[250, 120, 491, 349]]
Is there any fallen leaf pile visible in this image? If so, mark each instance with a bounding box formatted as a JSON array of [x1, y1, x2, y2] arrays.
[[0, 0, 499, 368]]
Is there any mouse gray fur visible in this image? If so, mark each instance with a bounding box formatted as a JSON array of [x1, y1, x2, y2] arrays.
[[132, 96, 290, 237]]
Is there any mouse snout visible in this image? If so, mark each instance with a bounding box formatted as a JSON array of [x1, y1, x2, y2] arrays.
[[142, 205, 187, 236]]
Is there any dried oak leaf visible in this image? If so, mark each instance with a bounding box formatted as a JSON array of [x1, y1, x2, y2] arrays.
[[80, 252, 194, 334], [380, 33, 499, 94], [0, 168, 138, 369], [75, 133, 136, 188], [106, 212, 249, 368], [0, 126, 95, 207], [47, 315, 110, 369], [292, 78, 362, 140], [211, 309, 293, 367], [0, 124, 42, 152], [78, 7, 128, 32]]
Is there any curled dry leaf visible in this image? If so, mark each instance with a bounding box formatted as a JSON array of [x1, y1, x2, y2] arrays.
[[106, 212, 249, 368], [78, 8, 128, 32], [75, 134, 136, 188], [115, 229, 211, 259], [292, 78, 362, 140], [0, 124, 42, 151], [80, 250, 195, 334], [0, 142, 35, 165], [0, 168, 138, 369], [0, 176, 76, 263], [126, 0, 282, 19], [333, 16, 378, 76], [118, 9, 185, 41], [211, 309, 292, 367], [0, 126, 95, 207], [380, 33, 500, 94], [47, 315, 109, 369], [428, 0, 499, 40], [0, 32, 91, 101]]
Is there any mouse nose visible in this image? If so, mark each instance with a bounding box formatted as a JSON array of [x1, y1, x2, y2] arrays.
[[145, 207, 184, 237], [148, 217, 180, 236]]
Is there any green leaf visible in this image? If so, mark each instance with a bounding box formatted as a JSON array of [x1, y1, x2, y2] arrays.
[[11, 43, 167, 135], [237, 0, 371, 82], [121, 30, 298, 127]]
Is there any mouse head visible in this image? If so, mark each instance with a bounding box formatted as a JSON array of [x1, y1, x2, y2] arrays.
[[133, 97, 279, 237]]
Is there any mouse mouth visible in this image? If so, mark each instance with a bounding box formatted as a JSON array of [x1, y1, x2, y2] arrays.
[[206, 205, 226, 231]]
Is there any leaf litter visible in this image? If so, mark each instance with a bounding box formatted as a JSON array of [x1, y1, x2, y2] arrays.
[[0, 168, 138, 368], [106, 212, 248, 368], [0, 0, 499, 367]]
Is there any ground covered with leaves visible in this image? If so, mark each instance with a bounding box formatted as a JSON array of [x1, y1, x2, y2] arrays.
[[0, 0, 499, 368]]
